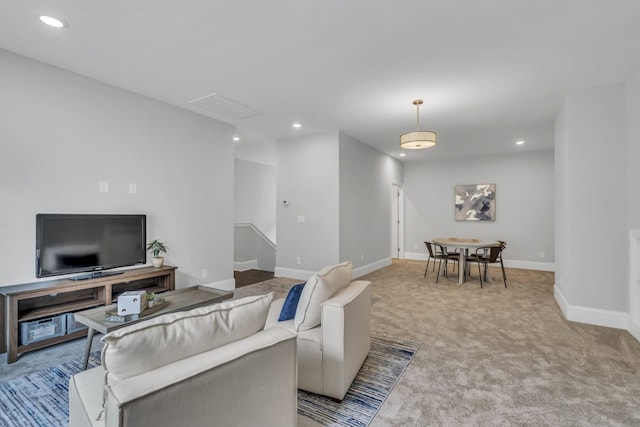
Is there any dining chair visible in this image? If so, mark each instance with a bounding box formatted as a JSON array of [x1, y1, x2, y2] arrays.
[[424, 242, 458, 283], [466, 244, 507, 288]]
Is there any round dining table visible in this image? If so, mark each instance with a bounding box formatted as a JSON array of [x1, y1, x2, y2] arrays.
[[432, 237, 501, 284]]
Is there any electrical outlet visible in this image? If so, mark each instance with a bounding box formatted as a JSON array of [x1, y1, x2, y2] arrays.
[[129, 183, 137, 194], [360, 254, 364, 262], [414, 243, 418, 249], [296, 256, 301, 265], [201, 268, 208, 278], [99, 181, 109, 193], [539, 251, 545, 258]]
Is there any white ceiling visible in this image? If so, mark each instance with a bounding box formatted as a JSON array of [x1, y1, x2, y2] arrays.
[[2, 1, 640, 164]]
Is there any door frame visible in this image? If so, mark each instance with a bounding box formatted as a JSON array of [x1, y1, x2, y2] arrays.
[[391, 183, 404, 259]]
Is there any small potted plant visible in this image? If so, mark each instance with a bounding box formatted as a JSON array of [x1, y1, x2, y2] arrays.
[[147, 239, 168, 268], [146, 292, 157, 308]]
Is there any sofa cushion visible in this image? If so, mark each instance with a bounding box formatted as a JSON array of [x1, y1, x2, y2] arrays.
[[102, 292, 273, 380], [278, 283, 305, 321], [294, 261, 352, 331]]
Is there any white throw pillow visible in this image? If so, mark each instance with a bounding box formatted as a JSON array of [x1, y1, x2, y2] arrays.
[[317, 261, 353, 292], [294, 261, 352, 331], [102, 292, 273, 380]]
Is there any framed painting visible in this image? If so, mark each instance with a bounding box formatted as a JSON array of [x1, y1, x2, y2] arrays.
[[455, 184, 496, 221]]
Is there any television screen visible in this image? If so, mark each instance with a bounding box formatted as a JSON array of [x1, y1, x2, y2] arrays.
[[36, 214, 146, 278]]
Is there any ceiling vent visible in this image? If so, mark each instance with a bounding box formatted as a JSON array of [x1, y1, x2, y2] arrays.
[[188, 93, 261, 120]]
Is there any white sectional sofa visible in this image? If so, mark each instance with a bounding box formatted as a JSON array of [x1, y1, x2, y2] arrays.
[[69, 293, 298, 427], [267, 262, 372, 400]]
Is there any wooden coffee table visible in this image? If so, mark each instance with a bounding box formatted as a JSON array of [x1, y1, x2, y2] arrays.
[[74, 286, 233, 369]]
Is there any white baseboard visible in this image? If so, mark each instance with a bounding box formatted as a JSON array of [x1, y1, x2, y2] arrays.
[[353, 258, 392, 278], [554, 285, 570, 316], [403, 252, 554, 272], [275, 257, 392, 282], [274, 267, 315, 281], [201, 278, 236, 291], [554, 285, 629, 330], [404, 251, 427, 261], [234, 260, 258, 271], [628, 322, 640, 343], [505, 260, 555, 272]]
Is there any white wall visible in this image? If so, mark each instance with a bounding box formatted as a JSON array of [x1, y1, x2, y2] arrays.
[[627, 70, 640, 232], [554, 82, 627, 327], [234, 159, 276, 243], [554, 103, 570, 297], [339, 132, 403, 275], [403, 150, 554, 270], [0, 50, 235, 289], [233, 224, 275, 271], [275, 132, 340, 279], [627, 69, 640, 340]]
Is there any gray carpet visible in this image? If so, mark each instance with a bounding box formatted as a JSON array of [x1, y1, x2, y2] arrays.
[[0, 336, 416, 427], [0, 334, 104, 383], [2, 261, 640, 425]]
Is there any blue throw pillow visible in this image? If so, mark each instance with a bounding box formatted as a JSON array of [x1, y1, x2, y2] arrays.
[[278, 283, 305, 321]]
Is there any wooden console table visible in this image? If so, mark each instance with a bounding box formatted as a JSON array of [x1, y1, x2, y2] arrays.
[[1, 265, 176, 363]]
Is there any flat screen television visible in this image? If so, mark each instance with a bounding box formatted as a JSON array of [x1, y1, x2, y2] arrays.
[[36, 214, 147, 279]]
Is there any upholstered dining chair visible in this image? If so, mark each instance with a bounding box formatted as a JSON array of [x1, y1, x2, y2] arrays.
[[424, 242, 458, 282], [466, 244, 507, 288]]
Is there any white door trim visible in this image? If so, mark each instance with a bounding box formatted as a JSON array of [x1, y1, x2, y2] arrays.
[[391, 183, 404, 259]]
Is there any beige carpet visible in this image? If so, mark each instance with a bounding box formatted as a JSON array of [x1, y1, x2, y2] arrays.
[[233, 260, 640, 425], [367, 260, 640, 426], [3, 260, 640, 426]]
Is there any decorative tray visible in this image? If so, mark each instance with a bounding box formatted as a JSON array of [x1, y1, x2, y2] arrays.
[[105, 299, 168, 323]]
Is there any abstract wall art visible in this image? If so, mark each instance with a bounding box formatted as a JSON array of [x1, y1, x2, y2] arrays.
[[455, 184, 496, 221]]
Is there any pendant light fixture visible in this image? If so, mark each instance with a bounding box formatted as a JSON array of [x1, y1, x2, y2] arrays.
[[400, 99, 437, 149]]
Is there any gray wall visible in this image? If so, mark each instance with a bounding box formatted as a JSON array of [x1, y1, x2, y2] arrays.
[[275, 131, 402, 280], [234, 159, 276, 243], [233, 224, 276, 271], [628, 70, 640, 233], [276, 132, 340, 277], [403, 150, 554, 269], [0, 50, 235, 289], [555, 82, 627, 313], [339, 131, 403, 271], [627, 69, 640, 340]]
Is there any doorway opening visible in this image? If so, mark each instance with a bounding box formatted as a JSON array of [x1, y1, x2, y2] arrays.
[[391, 184, 404, 259]]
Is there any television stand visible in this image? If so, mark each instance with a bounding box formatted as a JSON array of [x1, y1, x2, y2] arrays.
[[0, 265, 176, 363], [70, 271, 124, 281]]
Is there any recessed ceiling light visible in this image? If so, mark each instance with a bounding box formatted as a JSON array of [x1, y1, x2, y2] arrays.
[[292, 123, 302, 129], [515, 140, 525, 145], [399, 153, 406, 157], [39, 15, 67, 28], [233, 136, 240, 142]]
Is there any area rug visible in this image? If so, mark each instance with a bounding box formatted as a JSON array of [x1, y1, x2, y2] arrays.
[[298, 335, 421, 427], [0, 351, 102, 427], [0, 336, 419, 427]]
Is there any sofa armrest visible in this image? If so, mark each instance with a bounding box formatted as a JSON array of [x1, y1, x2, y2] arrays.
[[320, 280, 371, 399]]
